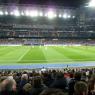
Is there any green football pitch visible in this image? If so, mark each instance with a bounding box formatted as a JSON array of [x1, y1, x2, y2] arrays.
[[0, 46, 95, 65]]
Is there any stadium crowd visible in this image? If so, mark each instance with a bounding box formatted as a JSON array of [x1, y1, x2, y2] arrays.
[[0, 39, 95, 46], [0, 68, 95, 95]]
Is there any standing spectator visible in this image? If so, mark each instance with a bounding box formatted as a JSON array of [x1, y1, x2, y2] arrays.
[[50, 72, 67, 91], [68, 72, 82, 95]]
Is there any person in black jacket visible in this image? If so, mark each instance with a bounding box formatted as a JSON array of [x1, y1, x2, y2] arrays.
[[50, 72, 67, 91], [68, 72, 82, 95]]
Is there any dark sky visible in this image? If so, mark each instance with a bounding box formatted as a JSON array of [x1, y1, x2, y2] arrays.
[[0, 0, 88, 7]]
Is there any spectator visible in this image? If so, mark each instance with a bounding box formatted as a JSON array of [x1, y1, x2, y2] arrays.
[[0, 68, 95, 95], [42, 71, 54, 87], [20, 74, 28, 88], [88, 74, 95, 95], [0, 76, 7, 91], [40, 88, 64, 95], [0, 78, 17, 95], [23, 83, 32, 93], [30, 76, 47, 95], [50, 72, 67, 91], [68, 72, 82, 95], [18, 83, 32, 95], [74, 81, 88, 95]]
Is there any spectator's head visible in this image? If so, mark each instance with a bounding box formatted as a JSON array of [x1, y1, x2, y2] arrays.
[[5, 79, 16, 91], [1, 78, 17, 91], [70, 73, 74, 78], [21, 74, 28, 81], [40, 88, 64, 95], [23, 83, 32, 93], [90, 74, 95, 82], [74, 72, 81, 81], [0, 76, 7, 91], [32, 76, 42, 88], [56, 72, 64, 79], [88, 74, 95, 93], [74, 81, 88, 95]]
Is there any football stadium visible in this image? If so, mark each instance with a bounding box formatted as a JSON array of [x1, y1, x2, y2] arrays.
[[0, 1, 95, 69], [0, 0, 95, 95]]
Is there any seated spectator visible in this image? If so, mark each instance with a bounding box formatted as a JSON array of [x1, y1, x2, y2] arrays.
[[74, 81, 88, 95], [30, 76, 47, 95], [40, 88, 64, 95]]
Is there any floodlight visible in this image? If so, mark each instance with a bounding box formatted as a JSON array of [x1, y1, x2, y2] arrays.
[[47, 11, 56, 19], [10, 12, 14, 15], [88, 0, 95, 7], [59, 14, 62, 18], [13, 10, 20, 16], [67, 15, 71, 18], [54, 14, 57, 17], [30, 10, 38, 17], [33, 11, 38, 17], [21, 12, 24, 16], [0, 11, 4, 15], [63, 14, 68, 19], [72, 16, 75, 18], [4, 11, 8, 15], [25, 11, 30, 16], [89, 31, 93, 32], [39, 12, 43, 16], [45, 13, 47, 17]]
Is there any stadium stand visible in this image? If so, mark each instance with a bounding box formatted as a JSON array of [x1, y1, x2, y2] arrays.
[[0, 39, 95, 46], [0, 68, 95, 95], [0, 4, 95, 46]]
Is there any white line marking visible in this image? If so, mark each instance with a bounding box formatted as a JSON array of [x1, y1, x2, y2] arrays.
[[17, 48, 31, 62]]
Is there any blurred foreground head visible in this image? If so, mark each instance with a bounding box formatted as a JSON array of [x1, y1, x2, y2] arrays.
[[74, 81, 88, 95], [40, 88, 64, 95], [0, 78, 16, 91]]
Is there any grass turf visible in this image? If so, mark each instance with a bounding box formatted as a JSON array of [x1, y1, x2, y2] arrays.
[[0, 46, 95, 65]]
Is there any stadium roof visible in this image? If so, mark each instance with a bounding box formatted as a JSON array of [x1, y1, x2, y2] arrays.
[[0, 0, 88, 7]]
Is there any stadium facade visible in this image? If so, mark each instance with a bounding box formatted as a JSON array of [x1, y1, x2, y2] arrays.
[[0, 4, 95, 45]]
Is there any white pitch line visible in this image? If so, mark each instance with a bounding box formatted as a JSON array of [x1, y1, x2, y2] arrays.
[[17, 48, 31, 62]]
